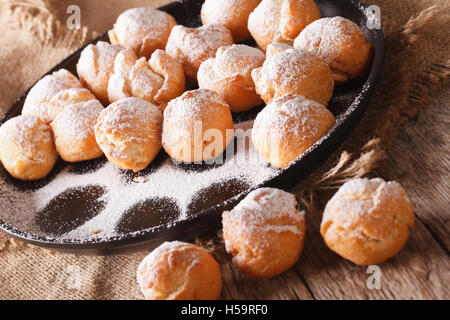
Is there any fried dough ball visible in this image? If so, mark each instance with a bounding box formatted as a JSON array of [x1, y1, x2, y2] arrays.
[[201, 0, 261, 42], [107, 49, 185, 111], [248, 0, 321, 51], [51, 99, 104, 162], [165, 24, 234, 83], [321, 178, 415, 265], [22, 69, 83, 124], [137, 241, 222, 300], [162, 89, 234, 163], [0, 115, 58, 180], [109, 8, 176, 59], [251, 45, 334, 106], [294, 16, 373, 83], [197, 44, 265, 112], [77, 41, 126, 105], [251, 94, 335, 168], [94, 97, 163, 172], [223, 188, 306, 278]]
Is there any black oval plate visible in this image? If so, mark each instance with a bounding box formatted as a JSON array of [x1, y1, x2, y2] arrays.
[[0, 0, 383, 255]]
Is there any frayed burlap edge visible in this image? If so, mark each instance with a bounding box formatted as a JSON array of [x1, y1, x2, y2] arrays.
[[2, 1, 92, 48]]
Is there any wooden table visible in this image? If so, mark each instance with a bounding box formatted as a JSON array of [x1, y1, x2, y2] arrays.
[[218, 86, 450, 300]]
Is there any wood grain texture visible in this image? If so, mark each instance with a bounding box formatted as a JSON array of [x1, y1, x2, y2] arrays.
[[218, 87, 450, 300]]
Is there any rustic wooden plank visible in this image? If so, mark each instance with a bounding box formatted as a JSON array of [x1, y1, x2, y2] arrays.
[[378, 88, 450, 251], [208, 245, 314, 300], [291, 87, 450, 300], [217, 87, 450, 300], [294, 211, 449, 299]]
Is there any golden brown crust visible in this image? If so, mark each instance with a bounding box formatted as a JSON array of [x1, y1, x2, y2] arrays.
[[47, 88, 96, 122], [148, 49, 186, 108], [107, 49, 185, 111], [51, 99, 104, 162], [320, 178, 415, 265], [165, 24, 234, 83], [294, 16, 373, 82], [251, 45, 334, 106], [162, 89, 234, 163], [223, 188, 306, 278], [76, 41, 125, 105], [248, 0, 320, 51], [137, 241, 222, 300], [0, 115, 58, 180], [22, 69, 83, 124], [95, 97, 163, 172], [201, 0, 261, 42], [252, 94, 335, 168], [197, 44, 265, 112], [109, 8, 176, 59]]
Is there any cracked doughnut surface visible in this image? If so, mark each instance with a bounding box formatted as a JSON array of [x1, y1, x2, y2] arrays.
[[137, 241, 222, 300], [94, 97, 163, 172], [223, 187, 306, 278], [321, 178, 415, 265]]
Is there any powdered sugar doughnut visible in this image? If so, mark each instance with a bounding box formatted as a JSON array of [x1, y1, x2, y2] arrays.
[[137, 241, 222, 300], [51, 99, 104, 162], [201, 0, 260, 42], [321, 178, 415, 265], [165, 24, 233, 83], [248, 0, 321, 51], [251, 45, 334, 106], [198, 44, 265, 112], [109, 8, 176, 59], [107, 49, 185, 110], [22, 69, 83, 124], [77, 41, 126, 105], [252, 94, 335, 168], [0, 115, 58, 180], [294, 17, 372, 83], [223, 187, 306, 278], [162, 89, 234, 163], [95, 97, 163, 172], [47, 88, 97, 122]]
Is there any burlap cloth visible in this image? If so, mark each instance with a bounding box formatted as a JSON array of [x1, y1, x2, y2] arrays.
[[0, 0, 448, 299]]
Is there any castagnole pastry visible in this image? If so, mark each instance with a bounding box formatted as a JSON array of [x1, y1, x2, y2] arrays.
[[51, 99, 104, 162], [251, 45, 334, 106], [201, 0, 261, 42], [77, 41, 125, 105], [107, 49, 185, 110], [294, 17, 372, 83], [248, 0, 321, 51], [95, 97, 163, 172], [198, 44, 265, 112], [165, 24, 234, 82], [223, 188, 306, 278], [137, 241, 222, 300], [47, 88, 97, 122], [22, 69, 83, 124], [252, 94, 335, 168], [109, 8, 176, 59], [321, 178, 415, 265], [162, 89, 234, 163], [0, 115, 58, 180]]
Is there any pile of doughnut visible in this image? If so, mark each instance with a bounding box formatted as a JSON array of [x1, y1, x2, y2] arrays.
[[138, 179, 415, 300], [0, 0, 374, 180], [0, 0, 414, 300]]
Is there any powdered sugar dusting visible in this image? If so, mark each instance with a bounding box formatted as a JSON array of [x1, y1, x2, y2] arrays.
[[322, 178, 412, 229], [225, 187, 305, 234], [0, 118, 276, 240]]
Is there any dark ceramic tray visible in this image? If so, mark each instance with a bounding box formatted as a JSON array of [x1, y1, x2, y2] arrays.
[[0, 0, 383, 255]]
